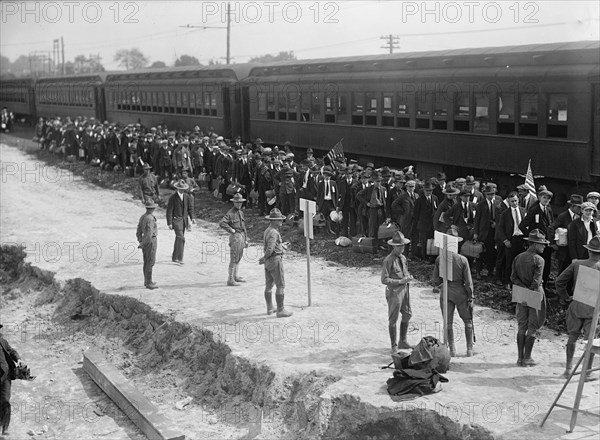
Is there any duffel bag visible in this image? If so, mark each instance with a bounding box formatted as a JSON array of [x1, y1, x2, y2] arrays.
[[352, 236, 378, 254], [378, 222, 398, 240], [426, 238, 440, 256], [226, 183, 243, 196], [460, 241, 484, 258]]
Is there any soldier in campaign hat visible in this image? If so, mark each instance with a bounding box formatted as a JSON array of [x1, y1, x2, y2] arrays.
[[137, 200, 159, 289], [139, 162, 162, 205], [259, 208, 293, 318], [0, 322, 25, 436], [381, 231, 414, 354], [511, 229, 549, 367], [219, 193, 249, 286]]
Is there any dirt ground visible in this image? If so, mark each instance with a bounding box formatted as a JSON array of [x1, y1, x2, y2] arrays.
[[1, 133, 599, 440]]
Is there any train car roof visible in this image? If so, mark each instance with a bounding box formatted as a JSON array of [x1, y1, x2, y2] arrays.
[[34, 72, 110, 83], [105, 63, 256, 82], [246, 40, 600, 78]]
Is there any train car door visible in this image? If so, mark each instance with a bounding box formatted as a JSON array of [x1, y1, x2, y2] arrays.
[[241, 86, 250, 141], [95, 85, 106, 122], [222, 86, 232, 138], [593, 84, 600, 178]]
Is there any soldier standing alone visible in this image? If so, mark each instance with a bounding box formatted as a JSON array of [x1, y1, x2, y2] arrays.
[[137, 200, 159, 289], [219, 193, 249, 286]]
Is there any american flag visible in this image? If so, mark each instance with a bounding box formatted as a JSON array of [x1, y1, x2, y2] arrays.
[[524, 159, 536, 196], [326, 139, 344, 169]]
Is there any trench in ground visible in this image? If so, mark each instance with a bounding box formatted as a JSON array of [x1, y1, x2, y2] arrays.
[[0, 245, 496, 440]]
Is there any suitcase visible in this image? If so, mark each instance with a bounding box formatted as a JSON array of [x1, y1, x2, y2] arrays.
[[426, 238, 440, 256], [352, 236, 378, 254], [460, 241, 484, 258], [378, 222, 399, 240]]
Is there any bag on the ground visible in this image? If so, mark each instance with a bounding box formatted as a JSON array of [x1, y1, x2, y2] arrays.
[[377, 222, 398, 240], [386, 367, 447, 398], [426, 238, 440, 256], [352, 236, 377, 254], [460, 241, 484, 258]]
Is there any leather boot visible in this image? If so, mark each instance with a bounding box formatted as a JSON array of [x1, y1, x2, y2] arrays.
[[522, 336, 537, 366], [447, 328, 456, 357], [234, 264, 246, 283], [264, 291, 275, 315], [275, 293, 293, 318], [517, 334, 526, 367], [146, 269, 157, 290], [227, 265, 239, 286], [465, 324, 474, 357], [563, 343, 575, 378], [398, 322, 413, 349], [585, 353, 597, 382]]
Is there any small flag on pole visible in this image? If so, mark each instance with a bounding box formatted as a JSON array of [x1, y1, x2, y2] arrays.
[[524, 159, 536, 196], [326, 139, 344, 169]]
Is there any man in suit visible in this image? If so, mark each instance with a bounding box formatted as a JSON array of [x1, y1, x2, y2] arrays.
[[432, 172, 447, 202], [166, 180, 195, 264], [275, 158, 298, 217], [551, 194, 583, 275], [568, 202, 598, 261], [1, 323, 24, 436], [297, 159, 317, 203], [448, 189, 476, 247], [434, 183, 459, 232], [518, 184, 538, 211], [473, 184, 501, 278], [316, 166, 338, 235], [496, 192, 526, 288], [392, 180, 418, 257], [413, 181, 438, 261], [519, 188, 554, 289], [337, 166, 357, 237], [386, 174, 405, 217], [356, 172, 390, 239], [253, 155, 273, 217], [465, 175, 483, 204], [355, 172, 372, 236]]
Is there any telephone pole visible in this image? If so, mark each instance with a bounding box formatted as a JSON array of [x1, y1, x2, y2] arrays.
[[61, 36, 65, 75], [179, 1, 231, 64], [380, 34, 400, 54]]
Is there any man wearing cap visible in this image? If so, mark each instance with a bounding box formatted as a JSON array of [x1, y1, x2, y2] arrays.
[[586, 191, 600, 231], [220, 193, 249, 286], [381, 231, 414, 354], [413, 181, 438, 261], [259, 208, 293, 317], [567, 201, 598, 261], [137, 200, 159, 289], [317, 166, 339, 234], [555, 235, 600, 380], [518, 185, 538, 211], [337, 166, 357, 237], [519, 188, 555, 290], [432, 230, 475, 357], [0, 324, 24, 437], [166, 180, 195, 264], [306, 148, 314, 162], [139, 163, 162, 205], [434, 183, 459, 232], [357, 172, 390, 239], [496, 192, 526, 289], [511, 229, 549, 367], [552, 194, 583, 274], [392, 180, 418, 258], [473, 184, 501, 278]]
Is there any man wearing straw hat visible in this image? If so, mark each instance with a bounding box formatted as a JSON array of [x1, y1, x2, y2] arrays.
[[220, 193, 249, 286], [166, 180, 195, 264], [555, 235, 600, 380], [432, 229, 474, 357], [511, 229, 549, 367], [259, 208, 293, 318], [137, 200, 159, 289], [381, 231, 414, 354]]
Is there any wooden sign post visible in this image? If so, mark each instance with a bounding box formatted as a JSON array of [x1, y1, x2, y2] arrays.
[[433, 231, 459, 345], [300, 198, 316, 306]]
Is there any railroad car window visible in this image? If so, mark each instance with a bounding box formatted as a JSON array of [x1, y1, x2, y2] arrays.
[[383, 96, 393, 113], [301, 92, 310, 122], [258, 92, 267, 113], [454, 93, 471, 132], [311, 92, 321, 122], [338, 95, 348, 124], [396, 95, 410, 128], [288, 89, 298, 121], [474, 94, 490, 133], [352, 92, 364, 125], [210, 94, 217, 116], [547, 94, 568, 138], [416, 92, 431, 129], [278, 91, 287, 120], [168, 92, 175, 113], [498, 94, 515, 135], [181, 92, 188, 115], [325, 95, 336, 123], [519, 93, 538, 136], [195, 92, 202, 114], [433, 93, 448, 130], [326, 96, 334, 112], [267, 91, 275, 119], [189, 92, 195, 115]]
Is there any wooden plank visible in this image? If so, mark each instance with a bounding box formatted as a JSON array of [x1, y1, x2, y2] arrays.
[[83, 350, 185, 440]]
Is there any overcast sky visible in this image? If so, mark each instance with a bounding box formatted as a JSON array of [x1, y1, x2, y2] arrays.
[[1, 1, 599, 69]]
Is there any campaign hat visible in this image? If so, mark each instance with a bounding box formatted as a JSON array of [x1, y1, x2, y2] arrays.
[[265, 208, 286, 220], [231, 193, 246, 203], [144, 200, 157, 209], [387, 231, 411, 246], [538, 188, 553, 198], [443, 184, 460, 195], [524, 229, 549, 245], [173, 180, 189, 191], [583, 235, 600, 253], [446, 227, 464, 243]]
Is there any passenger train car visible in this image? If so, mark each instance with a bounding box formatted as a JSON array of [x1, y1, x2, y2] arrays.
[[1, 41, 598, 190]]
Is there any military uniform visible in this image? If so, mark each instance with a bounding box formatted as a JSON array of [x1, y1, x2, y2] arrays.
[[139, 170, 160, 204], [0, 327, 21, 436], [219, 194, 248, 286], [136, 205, 158, 288]]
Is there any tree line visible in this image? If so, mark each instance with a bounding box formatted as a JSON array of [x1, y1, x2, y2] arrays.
[[0, 49, 297, 78]]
